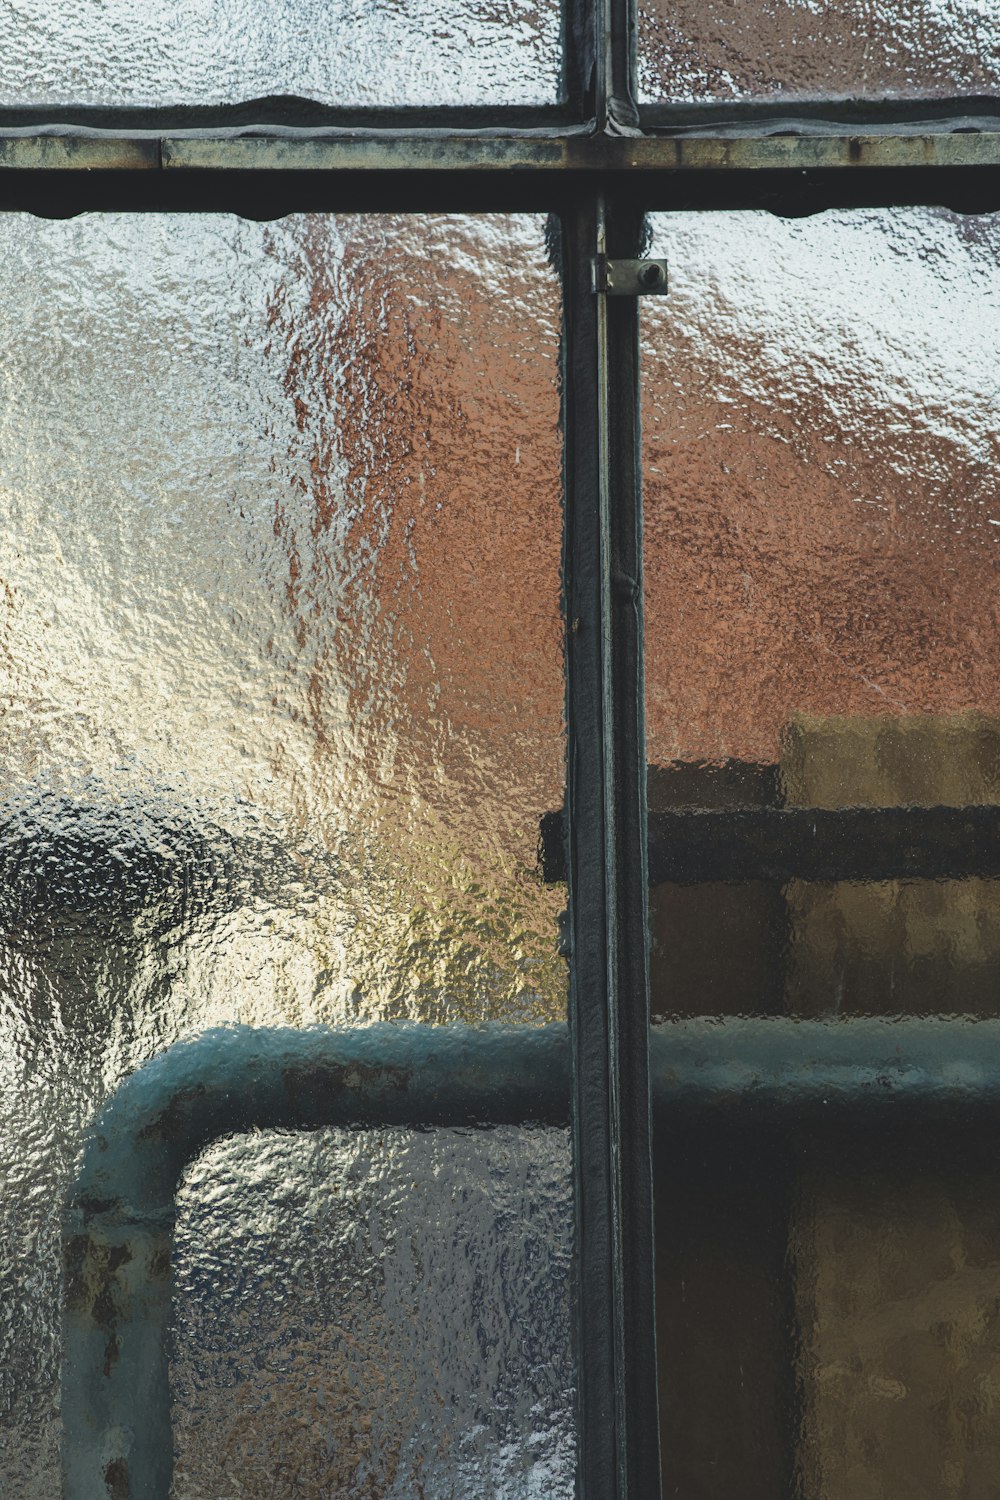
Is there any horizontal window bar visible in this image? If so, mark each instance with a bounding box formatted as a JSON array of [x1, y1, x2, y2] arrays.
[[0, 88, 997, 139], [3, 128, 1000, 216], [541, 805, 1000, 885], [3, 124, 1000, 173], [633, 130, 1000, 171]]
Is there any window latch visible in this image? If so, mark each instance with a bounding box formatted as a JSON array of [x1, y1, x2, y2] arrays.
[[591, 256, 669, 296]]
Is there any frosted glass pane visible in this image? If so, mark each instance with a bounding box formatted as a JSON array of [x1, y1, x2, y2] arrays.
[[643, 206, 1000, 1016], [0, 213, 567, 1494], [172, 1127, 574, 1497], [0, 0, 560, 108], [639, 0, 1000, 104], [645, 209, 1000, 1497], [644, 207, 1000, 778]]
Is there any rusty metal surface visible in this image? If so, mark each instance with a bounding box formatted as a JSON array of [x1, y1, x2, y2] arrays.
[[0, 124, 999, 176], [0, 132, 157, 170], [152, 128, 1000, 173], [162, 129, 574, 172], [650, 1017, 1000, 1116], [637, 130, 1000, 170], [62, 1017, 1000, 1497]]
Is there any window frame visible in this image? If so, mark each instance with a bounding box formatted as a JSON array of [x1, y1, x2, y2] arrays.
[[9, 1, 1000, 1495]]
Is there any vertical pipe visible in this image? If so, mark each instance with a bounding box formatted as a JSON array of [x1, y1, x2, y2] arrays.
[[562, 192, 661, 1498], [63, 1215, 174, 1500]]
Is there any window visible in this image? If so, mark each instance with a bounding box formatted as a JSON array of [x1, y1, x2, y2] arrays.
[[2, 4, 1000, 1498]]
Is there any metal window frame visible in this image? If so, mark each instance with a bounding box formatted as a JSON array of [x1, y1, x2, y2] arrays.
[[18, 0, 1000, 1496]]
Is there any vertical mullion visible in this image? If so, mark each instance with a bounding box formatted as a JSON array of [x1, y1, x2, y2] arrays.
[[563, 0, 597, 117], [596, 0, 640, 132], [563, 188, 660, 1497], [599, 193, 660, 1499]]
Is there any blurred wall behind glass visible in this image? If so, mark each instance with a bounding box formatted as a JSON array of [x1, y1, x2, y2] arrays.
[[643, 207, 1000, 1500]]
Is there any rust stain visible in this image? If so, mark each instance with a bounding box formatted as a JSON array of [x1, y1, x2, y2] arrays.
[[65, 1231, 134, 1326], [103, 1457, 129, 1500], [137, 1081, 209, 1143], [102, 1332, 120, 1379], [63, 1233, 90, 1314], [281, 1059, 412, 1102]]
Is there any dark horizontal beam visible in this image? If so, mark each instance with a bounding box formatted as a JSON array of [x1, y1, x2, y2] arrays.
[[650, 805, 1000, 884], [2, 126, 1000, 215], [4, 124, 1000, 172], [541, 805, 1000, 885]]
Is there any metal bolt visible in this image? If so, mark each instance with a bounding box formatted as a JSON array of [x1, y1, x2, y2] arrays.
[[639, 262, 665, 289]]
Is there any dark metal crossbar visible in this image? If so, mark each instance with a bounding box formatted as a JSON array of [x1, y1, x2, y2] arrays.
[[63, 1017, 1000, 1499], [2, 127, 1000, 217], [3, 126, 1000, 175], [540, 805, 1000, 885]]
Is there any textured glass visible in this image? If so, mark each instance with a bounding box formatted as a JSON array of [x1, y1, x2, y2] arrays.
[[172, 1127, 574, 1498], [645, 210, 1000, 1497], [638, 0, 1000, 104], [0, 0, 560, 108], [0, 213, 568, 1495], [644, 208, 1000, 773], [643, 208, 1000, 1020]]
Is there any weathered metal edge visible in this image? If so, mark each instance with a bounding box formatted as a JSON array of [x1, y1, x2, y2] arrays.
[[163, 130, 1000, 172], [638, 98, 1000, 133], [162, 132, 571, 170], [0, 134, 159, 169], [645, 130, 1000, 169], [3, 128, 1000, 174]]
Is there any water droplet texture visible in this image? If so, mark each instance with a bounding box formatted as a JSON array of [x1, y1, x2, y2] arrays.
[[0, 213, 570, 1494], [0, 0, 560, 107]]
